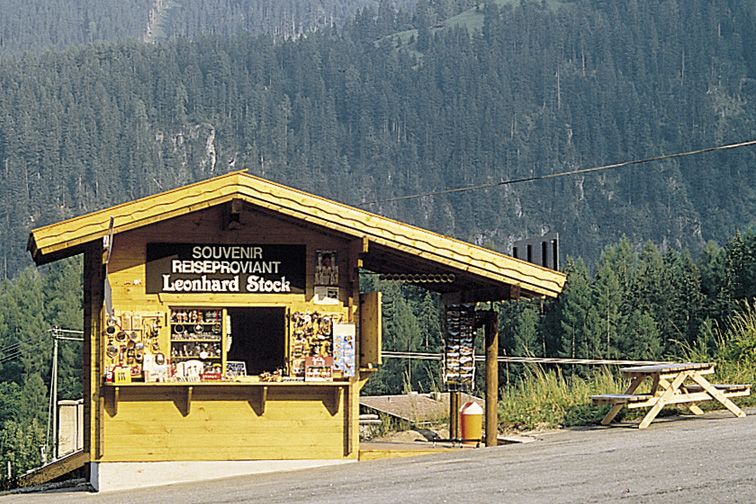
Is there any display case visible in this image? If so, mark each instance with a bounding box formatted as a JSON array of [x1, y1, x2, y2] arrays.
[[170, 308, 225, 380]]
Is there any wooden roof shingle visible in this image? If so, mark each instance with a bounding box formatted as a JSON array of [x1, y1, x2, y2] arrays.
[[27, 170, 565, 300]]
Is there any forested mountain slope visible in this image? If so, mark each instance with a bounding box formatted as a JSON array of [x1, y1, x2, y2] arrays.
[[0, 0, 422, 56], [0, 0, 154, 55], [156, 0, 416, 41], [5, 1, 756, 476], [1, 1, 756, 279]]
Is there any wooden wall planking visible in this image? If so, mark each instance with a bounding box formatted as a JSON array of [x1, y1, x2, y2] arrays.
[[96, 202, 360, 463], [100, 386, 347, 461]]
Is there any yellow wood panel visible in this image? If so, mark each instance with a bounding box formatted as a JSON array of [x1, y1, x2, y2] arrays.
[[104, 420, 345, 438], [100, 389, 347, 462], [105, 416, 344, 433], [106, 400, 344, 421], [103, 413, 345, 435], [104, 206, 348, 307], [359, 292, 382, 367]]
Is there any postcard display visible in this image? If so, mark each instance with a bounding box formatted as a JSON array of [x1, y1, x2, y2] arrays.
[[291, 311, 355, 381], [444, 304, 476, 392]]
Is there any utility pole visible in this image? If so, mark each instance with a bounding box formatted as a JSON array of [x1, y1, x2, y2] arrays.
[[51, 329, 59, 460], [47, 328, 84, 462]]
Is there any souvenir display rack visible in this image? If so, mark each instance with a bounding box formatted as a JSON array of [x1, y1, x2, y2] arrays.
[[290, 310, 344, 379], [170, 308, 225, 378], [103, 312, 165, 384], [104, 307, 354, 384], [444, 303, 476, 392]]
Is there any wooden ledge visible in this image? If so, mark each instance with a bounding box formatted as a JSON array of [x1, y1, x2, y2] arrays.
[[591, 393, 654, 405], [104, 381, 348, 416], [103, 381, 350, 387]]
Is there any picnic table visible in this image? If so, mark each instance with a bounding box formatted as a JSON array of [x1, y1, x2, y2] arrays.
[[591, 362, 751, 429]]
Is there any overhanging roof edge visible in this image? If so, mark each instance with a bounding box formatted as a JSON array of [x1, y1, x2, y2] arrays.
[[27, 171, 566, 297]]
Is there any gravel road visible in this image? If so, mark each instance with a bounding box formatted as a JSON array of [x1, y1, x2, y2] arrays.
[[5, 408, 756, 504]]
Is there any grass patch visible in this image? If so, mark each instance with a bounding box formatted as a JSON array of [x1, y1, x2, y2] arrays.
[[499, 302, 756, 431], [498, 364, 754, 431], [498, 366, 629, 430]]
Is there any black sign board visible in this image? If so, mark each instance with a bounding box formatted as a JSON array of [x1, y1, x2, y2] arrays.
[[146, 243, 306, 295]]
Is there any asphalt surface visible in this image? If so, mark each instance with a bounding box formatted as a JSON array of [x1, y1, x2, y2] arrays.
[[5, 408, 756, 504]]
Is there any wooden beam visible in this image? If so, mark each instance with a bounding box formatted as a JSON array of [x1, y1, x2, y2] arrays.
[[17, 450, 89, 488], [349, 236, 369, 281], [449, 391, 460, 440], [485, 311, 499, 447], [186, 386, 193, 415], [83, 243, 104, 461]]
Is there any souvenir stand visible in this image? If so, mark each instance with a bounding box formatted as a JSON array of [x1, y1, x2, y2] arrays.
[[27, 171, 565, 491]]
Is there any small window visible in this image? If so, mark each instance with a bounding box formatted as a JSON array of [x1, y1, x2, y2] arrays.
[[226, 307, 286, 375]]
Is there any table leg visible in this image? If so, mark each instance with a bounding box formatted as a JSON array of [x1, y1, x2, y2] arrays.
[[638, 372, 688, 429], [601, 375, 645, 425], [650, 375, 661, 395], [690, 373, 746, 418], [686, 403, 705, 415], [666, 379, 704, 416]]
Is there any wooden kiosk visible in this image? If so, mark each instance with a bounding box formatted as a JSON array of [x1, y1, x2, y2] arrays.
[[27, 171, 565, 491]]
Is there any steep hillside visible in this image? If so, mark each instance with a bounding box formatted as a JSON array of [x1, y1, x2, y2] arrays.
[[0, 0, 153, 55], [1, 1, 756, 279], [380, 0, 571, 48], [0, 0, 419, 56]]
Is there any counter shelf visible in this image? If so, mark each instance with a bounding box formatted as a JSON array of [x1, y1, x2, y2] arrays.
[[102, 380, 349, 415]]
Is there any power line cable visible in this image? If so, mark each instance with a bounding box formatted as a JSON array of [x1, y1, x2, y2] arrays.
[[382, 351, 668, 366], [0, 351, 23, 364], [359, 139, 756, 206], [0, 342, 21, 354]]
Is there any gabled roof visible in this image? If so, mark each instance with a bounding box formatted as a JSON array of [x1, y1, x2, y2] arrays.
[[27, 170, 565, 300]]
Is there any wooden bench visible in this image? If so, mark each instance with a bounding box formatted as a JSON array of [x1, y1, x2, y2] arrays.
[[592, 384, 751, 406], [591, 394, 654, 406], [684, 383, 751, 396], [681, 383, 751, 397]]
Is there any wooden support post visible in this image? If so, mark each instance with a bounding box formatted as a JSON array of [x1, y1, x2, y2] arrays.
[[113, 387, 119, 416], [450, 391, 460, 440], [344, 384, 352, 457], [260, 385, 268, 413], [186, 386, 193, 415], [485, 311, 499, 447], [83, 243, 104, 461]]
